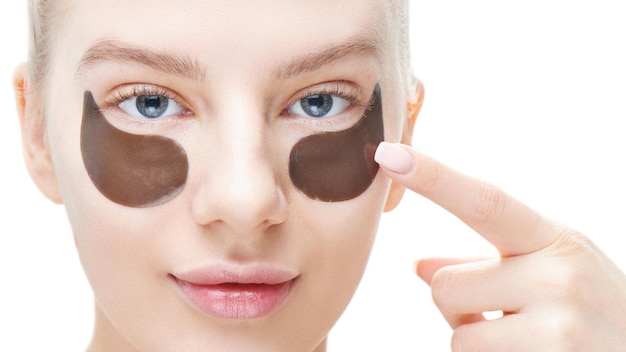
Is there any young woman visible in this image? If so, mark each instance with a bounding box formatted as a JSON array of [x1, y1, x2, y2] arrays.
[[9, 0, 626, 351]]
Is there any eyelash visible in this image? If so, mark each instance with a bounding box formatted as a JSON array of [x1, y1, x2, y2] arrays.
[[103, 84, 189, 115], [284, 82, 368, 121], [101, 81, 369, 125], [290, 83, 365, 106]]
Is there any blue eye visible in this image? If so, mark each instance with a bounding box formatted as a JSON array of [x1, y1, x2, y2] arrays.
[[288, 94, 351, 118], [119, 95, 185, 119]]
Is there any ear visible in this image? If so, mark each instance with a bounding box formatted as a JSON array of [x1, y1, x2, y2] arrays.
[[383, 80, 424, 212], [14, 63, 63, 204]]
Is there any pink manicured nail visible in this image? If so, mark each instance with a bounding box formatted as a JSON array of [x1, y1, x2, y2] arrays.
[[374, 142, 415, 174]]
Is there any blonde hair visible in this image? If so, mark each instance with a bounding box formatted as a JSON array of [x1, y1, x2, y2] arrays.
[[391, 0, 418, 100], [27, 0, 415, 97], [27, 0, 56, 92]]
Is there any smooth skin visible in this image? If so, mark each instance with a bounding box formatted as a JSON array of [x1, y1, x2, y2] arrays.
[[13, 1, 412, 351], [11, 0, 626, 350], [376, 142, 626, 351]]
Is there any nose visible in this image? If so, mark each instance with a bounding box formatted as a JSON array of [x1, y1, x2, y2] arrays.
[[190, 106, 288, 234]]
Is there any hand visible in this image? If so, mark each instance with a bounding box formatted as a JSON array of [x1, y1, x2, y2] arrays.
[[375, 142, 626, 351]]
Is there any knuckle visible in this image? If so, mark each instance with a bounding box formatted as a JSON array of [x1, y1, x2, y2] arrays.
[[548, 227, 595, 256], [450, 325, 476, 352], [533, 229, 598, 301], [430, 267, 456, 309], [541, 312, 586, 351], [540, 266, 583, 303], [450, 330, 465, 352], [450, 330, 466, 352]]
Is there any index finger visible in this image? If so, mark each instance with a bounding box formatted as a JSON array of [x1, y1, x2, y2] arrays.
[[375, 142, 560, 257]]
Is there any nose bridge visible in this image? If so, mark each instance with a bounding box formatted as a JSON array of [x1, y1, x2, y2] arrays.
[[217, 95, 271, 186], [191, 97, 287, 231], [219, 110, 271, 199]]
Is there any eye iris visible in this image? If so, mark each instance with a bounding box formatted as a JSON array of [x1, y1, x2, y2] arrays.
[[136, 95, 169, 118], [300, 94, 333, 117]]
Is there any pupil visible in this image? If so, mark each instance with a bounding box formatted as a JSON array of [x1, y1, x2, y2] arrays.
[[301, 94, 333, 117], [137, 95, 169, 118]]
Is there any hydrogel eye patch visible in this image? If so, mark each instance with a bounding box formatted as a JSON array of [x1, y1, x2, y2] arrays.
[[289, 84, 384, 202], [81, 91, 189, 208], [81, 85, 383, 208]]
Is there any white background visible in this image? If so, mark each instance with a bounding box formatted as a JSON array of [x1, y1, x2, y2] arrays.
[[1, 1, 625, 351]]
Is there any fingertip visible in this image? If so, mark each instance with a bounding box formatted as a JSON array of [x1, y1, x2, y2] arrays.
[[375, 142, 415, 175]]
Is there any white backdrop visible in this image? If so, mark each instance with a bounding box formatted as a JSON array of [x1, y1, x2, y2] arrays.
[[1, 1, 625, 351]]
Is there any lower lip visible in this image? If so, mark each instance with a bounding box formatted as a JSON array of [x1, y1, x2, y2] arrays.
[[175, 279, 293, 319]]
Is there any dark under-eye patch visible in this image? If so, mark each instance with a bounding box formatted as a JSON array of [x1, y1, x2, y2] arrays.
[[289, 84, 384, 202], [80, 91, 189, 208]]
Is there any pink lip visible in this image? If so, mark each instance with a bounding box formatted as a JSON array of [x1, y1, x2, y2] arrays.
[[172, 265, 298, 319]]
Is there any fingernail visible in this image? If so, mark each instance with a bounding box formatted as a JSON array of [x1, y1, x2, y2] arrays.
[[374, 142, 415, 174]]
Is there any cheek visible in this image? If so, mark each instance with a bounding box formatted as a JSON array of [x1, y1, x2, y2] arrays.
[[289, 85, 384, 202], [292, 189, 384, 328], [80, 91, 189, 208]]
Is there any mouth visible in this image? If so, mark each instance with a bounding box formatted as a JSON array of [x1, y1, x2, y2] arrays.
[[171, 265, 298, 319]]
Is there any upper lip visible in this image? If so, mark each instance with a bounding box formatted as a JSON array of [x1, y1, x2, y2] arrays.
[[171, 263, 299, 286]]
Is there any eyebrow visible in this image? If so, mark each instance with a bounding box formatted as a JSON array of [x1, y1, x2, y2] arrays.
[[273, 34, 383, 80], [76, 33, 381, 82], [76, 39, 206, 81]]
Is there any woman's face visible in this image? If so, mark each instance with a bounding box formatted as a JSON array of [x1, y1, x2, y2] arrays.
[[38, 0, 407, 350]]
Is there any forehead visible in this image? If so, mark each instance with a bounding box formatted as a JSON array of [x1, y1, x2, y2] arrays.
[[57, 0, 394, 67]]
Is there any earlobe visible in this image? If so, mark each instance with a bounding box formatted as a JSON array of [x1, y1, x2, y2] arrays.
[[13, 63, 63, 204], [383, 80, 424, 212]]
